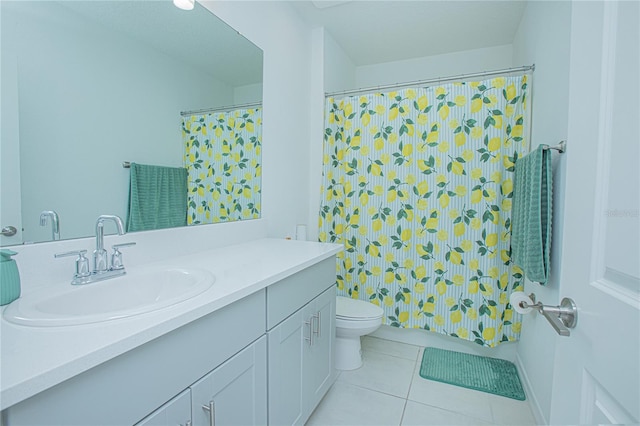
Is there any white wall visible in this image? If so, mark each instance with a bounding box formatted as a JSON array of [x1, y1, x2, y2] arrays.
[[511, 1, 572, 424], [323, 30, 356, 94], [305, 29, 358, 242], [203, 1, 314, 240], [306, 27, 327, 243], [355, 44, 514, 88]]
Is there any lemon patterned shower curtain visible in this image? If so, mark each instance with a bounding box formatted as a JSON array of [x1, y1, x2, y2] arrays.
[[183, 107, 262, 224], [319, 76, 528, 347]]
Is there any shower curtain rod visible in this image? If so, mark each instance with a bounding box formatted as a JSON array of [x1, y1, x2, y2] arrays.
[[180, 101, 262, 117], [325, 64, 535, 98]]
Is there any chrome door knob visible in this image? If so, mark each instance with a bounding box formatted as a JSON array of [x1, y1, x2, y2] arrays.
[[1, 226, 17, 237]]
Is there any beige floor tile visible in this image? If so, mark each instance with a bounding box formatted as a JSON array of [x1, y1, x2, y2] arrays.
[[338, 350, 417, 398], [307, 381, 406, 426], [407, 373, 493, 422], [362, 336, 421, 361], [401, 400, 492, 426], [488, 394, 537, 425]]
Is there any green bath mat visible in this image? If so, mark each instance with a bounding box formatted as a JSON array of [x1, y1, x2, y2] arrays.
[[419, 347, 526, 401]]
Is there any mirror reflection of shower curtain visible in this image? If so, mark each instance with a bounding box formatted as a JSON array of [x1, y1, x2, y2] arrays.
[[319, 75, 529, 347], [182, 107, 262, 224]]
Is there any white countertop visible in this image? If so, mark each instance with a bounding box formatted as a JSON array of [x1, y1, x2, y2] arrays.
[[0, 238, 342, 410]]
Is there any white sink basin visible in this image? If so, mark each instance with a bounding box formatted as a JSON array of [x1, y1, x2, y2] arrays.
[[3, 267, 215, 327]]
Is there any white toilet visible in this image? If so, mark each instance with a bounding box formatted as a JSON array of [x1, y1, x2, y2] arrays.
[[335, 296, 384, 370]]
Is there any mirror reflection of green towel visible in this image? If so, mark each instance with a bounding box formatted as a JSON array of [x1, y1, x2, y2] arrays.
[[126, 163, 187, 232], [511, 145, 552, 284]]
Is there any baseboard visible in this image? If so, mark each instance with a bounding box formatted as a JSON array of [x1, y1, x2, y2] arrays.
[[515, 352, 547, 425]]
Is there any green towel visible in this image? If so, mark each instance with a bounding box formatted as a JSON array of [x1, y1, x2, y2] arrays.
[[511, 145, 552, 284], [126, 162, 188, 232]]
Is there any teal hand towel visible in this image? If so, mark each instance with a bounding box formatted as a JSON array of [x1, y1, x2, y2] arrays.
[[126, 162, 188, 232], [511, 145, 552, 284]]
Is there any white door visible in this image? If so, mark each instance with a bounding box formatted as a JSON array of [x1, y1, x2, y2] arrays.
[[550, 1, 639, 424]]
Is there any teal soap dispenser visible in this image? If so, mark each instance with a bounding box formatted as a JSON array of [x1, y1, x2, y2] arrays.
[[0, 249, 21, 305]]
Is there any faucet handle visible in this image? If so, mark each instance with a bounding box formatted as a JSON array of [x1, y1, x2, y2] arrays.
[[55, 250, 91, 279], [112, 242, 136, 249], [111, 242, 136, 270]]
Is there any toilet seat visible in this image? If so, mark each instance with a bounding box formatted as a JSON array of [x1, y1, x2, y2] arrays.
[[336, 296, 383, 321]]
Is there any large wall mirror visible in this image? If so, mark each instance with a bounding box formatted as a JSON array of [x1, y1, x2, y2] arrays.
[[0, 1, 263, 246]]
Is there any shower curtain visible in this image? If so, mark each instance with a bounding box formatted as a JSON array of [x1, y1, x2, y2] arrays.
[[182, 107, 262, 224], [319, 75, 528, 347]]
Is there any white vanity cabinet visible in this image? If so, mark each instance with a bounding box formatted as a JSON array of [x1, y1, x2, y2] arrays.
[[267, 258, 337, 426], [136, 389, 192, 426], [3, 290, 266, 426], [1, 250, 340, 426]]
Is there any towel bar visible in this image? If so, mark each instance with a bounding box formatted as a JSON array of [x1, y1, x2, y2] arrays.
[[542, 141, 566, 153]]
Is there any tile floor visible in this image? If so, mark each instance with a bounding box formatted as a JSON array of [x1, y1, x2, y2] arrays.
[[306, 336, 537, 426]]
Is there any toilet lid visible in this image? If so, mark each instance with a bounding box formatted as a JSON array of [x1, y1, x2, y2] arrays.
[[336, 296, 383, 320]]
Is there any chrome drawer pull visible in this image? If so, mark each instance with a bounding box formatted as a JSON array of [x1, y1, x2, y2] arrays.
[[305, 319, 313, 346], [202, 400, 215, 426], [313, 312, 321, 337]]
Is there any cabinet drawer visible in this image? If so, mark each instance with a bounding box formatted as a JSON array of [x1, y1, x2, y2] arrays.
[[266, 257, 335, 330]]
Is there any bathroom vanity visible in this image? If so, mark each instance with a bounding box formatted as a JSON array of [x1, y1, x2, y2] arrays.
[[0, 239, 341, 425]]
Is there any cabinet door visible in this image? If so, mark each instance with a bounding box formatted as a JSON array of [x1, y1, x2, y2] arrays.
[[190, 336, 267, 426], [267, 308, 307, 426], [136, 389, 192, 426], [305, 286, 336, 415]]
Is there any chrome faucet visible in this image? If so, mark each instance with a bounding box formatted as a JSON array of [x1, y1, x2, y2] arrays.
[[55, 214, 135, 285], [39, 210, 60, 241], [94, 215, 125, 272]]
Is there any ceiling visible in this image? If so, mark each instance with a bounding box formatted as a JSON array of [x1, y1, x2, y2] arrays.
[[290, 0, 528, 66]]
